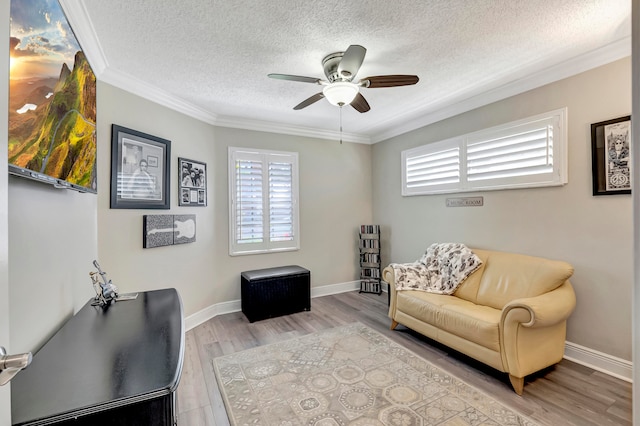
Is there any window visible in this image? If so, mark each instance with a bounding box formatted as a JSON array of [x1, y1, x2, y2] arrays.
[[402, 108, 567, 195], [228, 147, 299, 255]]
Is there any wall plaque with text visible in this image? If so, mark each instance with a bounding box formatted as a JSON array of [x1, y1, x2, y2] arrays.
[[446, 197, 484, 207]]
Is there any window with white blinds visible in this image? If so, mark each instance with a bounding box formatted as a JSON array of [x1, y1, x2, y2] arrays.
[[402, 108, 567, 195], [229, 147, 299, 255], [403, 139, 462, 193]]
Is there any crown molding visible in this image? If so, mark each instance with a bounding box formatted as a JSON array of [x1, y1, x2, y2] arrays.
[[99, 68, 220, 125], [58, 0, 108, 76], [59, 0, 219, 125], [213, 115, 371, 144], [58, 1, 371, 143], [58, 0, 370, 143], [371, 36, 631, 143], [60, 0, 630, 146]]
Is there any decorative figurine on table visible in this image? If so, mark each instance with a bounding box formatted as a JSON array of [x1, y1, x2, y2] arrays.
[[90, 260, 119, 306]]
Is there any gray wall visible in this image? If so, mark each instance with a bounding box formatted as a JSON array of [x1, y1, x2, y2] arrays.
[[373, 57, 632, 360], [8, 178, 96, 353], [97, 83, 373, 320], [7, 79, 373, 355]]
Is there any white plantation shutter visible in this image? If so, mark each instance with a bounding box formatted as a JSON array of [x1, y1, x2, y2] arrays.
[[235, 158, 264, 244], [269, 161, 294, 242], [403, 140, 461, 195], [464, 114, 562, 190], [229, 147, 299, 255], [467, 127, 552, 181], [402, 108, 567, 195]]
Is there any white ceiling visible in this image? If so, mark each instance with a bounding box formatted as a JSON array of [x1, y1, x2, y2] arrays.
[[60, 0, 631, 144]]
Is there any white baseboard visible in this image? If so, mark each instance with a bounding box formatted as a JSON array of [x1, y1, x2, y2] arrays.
[[184, 285, 632, 383], [311, 280, 360, 298], [184, 280, 359, 331], [564, 341, 632, 382], [185, 299, 241, 330]]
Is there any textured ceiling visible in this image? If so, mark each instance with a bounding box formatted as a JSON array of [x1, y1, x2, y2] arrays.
[[60, 0, 630, 143]]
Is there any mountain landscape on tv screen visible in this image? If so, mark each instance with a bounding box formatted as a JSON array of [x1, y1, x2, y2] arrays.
[[8, 50, 97, 191]]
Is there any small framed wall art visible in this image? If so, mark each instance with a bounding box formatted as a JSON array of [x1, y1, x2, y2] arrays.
[[178, 157, 207, 206], [143, 214, 196, 248], [590, 115, 631, 196], [110, 125, 171, 209]]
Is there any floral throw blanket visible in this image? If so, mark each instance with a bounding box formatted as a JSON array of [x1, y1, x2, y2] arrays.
[[390, 243, 483, 294]]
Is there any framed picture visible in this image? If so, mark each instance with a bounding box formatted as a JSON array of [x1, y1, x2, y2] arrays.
[[178, 157, 207, 206], [110, 124, 171, 209], [143, 214, 196, 248], [591, 115, 631, 196]]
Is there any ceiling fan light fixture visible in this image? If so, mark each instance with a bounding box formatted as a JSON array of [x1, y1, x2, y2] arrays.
[[322, 82, 359, 106]]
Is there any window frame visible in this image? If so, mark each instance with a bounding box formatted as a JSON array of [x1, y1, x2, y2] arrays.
[[228, 146, 300, 256], [401, 108, 568, 196]]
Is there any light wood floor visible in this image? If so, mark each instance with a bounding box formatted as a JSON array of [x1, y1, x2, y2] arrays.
[[176, 291, 632, 426]]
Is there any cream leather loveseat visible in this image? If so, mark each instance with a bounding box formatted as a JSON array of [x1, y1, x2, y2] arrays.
[[383, 248, 576, 395]]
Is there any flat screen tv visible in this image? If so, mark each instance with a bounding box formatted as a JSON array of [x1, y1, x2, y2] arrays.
[[8, 0, 97, 193]]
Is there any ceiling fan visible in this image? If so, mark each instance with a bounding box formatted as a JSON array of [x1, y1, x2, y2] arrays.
[[268, 45, 419, 113]]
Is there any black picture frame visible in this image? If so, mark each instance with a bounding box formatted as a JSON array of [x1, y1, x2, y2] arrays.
[[178, 157, 207, 206], [591, 115, 631, 196], [110, 124, 171, 209]]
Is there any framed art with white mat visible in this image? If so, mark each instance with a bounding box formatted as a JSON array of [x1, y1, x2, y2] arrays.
[[178, 157, 207, 206]]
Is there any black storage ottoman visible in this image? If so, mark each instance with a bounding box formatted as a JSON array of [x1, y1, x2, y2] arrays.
[[241, 265, 311, 323]]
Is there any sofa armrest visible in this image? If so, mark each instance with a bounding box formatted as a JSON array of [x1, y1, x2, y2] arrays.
[[382, 265, 396, 288], [499, 281, 576, 380], [383, 266, 398, 319], [500, 281, 576, 328]]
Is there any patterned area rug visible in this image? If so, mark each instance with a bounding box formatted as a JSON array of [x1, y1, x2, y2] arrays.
[[213, 323, 537, 425]]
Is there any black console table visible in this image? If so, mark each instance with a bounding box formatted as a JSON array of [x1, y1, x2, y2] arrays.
[[11, 288, 184, 426]]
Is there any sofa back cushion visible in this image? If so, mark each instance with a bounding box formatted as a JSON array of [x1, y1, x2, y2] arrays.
[[453, 250, 489, 301], [467, 250, 573, 309]]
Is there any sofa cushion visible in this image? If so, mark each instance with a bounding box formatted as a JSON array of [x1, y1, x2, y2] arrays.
[[475, 251, 574, 310], [397, 290, 501, 352], [453, 249, 489, 303]]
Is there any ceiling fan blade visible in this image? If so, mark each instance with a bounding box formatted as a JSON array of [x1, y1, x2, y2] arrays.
[[362, 75, 419, 88], [268, 73, 321, 84], [293, 92, 325, 110], [350, 92, 370, 113], [337, 45, 366, 80]]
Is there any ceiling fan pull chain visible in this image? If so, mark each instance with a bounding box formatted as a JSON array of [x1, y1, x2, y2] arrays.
[[339, 106, 343, 144]]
